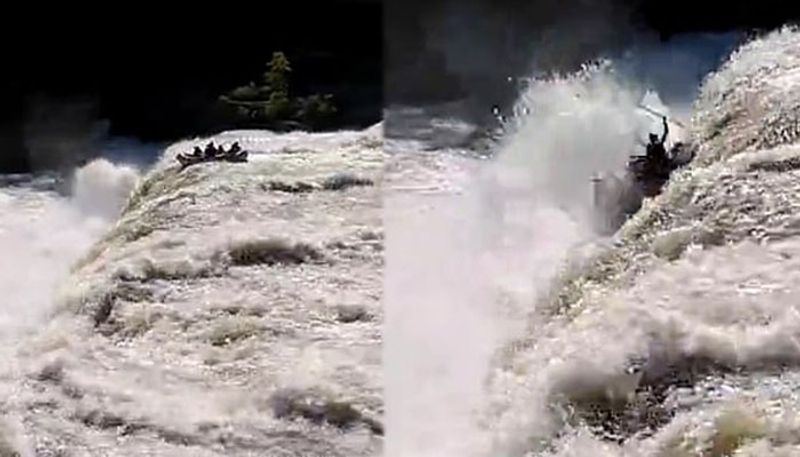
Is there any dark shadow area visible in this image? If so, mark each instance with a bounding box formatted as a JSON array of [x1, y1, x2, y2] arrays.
[[385, 0, 800, 127], [0, 1, 382, 173]]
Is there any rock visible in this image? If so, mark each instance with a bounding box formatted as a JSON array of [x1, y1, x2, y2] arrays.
[[335, 305, 372, 323]]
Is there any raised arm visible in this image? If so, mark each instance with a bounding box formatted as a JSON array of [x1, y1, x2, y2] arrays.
[[660, 116, 669, 144]]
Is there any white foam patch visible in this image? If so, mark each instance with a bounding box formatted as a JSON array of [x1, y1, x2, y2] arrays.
[[71, 158, 140, 220], [0, 159, 140, 335]]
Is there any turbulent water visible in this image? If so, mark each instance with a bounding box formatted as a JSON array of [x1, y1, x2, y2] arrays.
[[6, 25, 800, 457], [0, 125, 383, 456], [386, 26, 800, 457]]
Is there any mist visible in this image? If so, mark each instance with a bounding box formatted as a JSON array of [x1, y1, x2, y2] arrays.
[[386, 0, 744, 129], [0, 158, 140, 336], [22, 96, 111, 172]]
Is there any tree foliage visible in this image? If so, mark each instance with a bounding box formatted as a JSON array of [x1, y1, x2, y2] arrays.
[[219, 51, 337, 130]]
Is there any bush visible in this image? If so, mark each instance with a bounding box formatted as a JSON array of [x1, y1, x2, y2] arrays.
[[218, 51, 337, 130], [227, 83, 262, 102], [298, 94, 338, 129]]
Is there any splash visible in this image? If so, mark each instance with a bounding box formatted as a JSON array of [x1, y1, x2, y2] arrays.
[[0, 159, 139, 333], [485, 26, 800, 457], [70, 158, 140, 220], [385, 61, 670, 457]]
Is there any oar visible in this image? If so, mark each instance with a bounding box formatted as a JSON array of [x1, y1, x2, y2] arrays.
[[637, 104, 687, 128]]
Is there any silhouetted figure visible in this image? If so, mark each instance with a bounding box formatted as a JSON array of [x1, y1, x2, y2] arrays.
[[645, 116, 670, 177], [214, 144, 227, 158], [204, 142, 217, 159], [229, 142, 241, 154], [192, 146, 203, 158]]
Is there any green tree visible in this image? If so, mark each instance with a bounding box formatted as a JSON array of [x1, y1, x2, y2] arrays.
[[264, 52, 292, 98], [259, 52, 293, 120], [219, 51, 338, 130]]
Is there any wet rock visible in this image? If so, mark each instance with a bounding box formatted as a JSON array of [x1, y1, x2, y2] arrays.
[[334, 305, 372, 323], [268, 389, 381, 433], [748, 155, 800, 173], [568, 353, 737, 442], [36, 361, 64, 384], [263, 181, 317, 193], [92, 294, 114, 327], [321, 173, 373, 191], [228, 239, 324, 266], [76, 410, 126, 430]]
